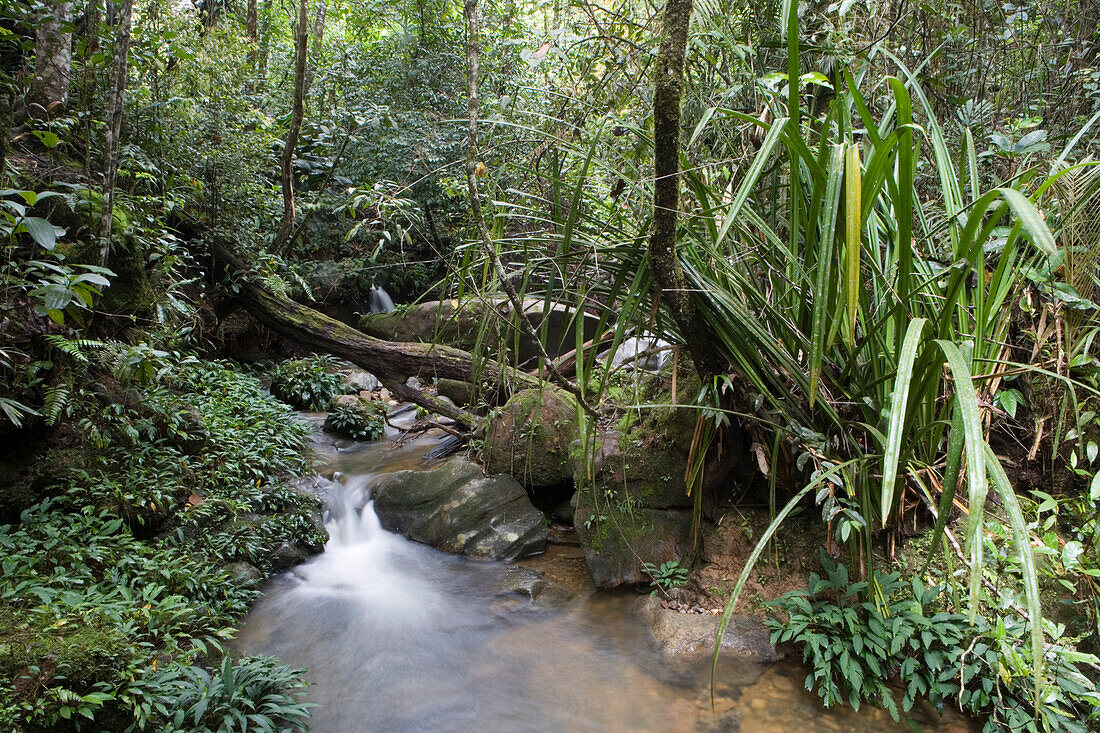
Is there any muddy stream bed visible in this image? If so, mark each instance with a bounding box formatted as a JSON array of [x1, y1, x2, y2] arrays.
[[235, 414, 973, 732]]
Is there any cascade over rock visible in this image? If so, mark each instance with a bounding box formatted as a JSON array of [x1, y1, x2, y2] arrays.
[[370, 455, 547, 561]]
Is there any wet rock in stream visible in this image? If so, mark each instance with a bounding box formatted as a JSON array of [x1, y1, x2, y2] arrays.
[[636, 596, 778, 670], [370, 455, 547, 561]]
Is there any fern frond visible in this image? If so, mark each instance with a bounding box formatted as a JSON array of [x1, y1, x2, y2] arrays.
[[44, 335, 109, 366], [43, 384, 71, 426]]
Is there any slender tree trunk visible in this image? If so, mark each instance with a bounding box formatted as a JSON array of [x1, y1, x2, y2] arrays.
[[304, 0, 326, 99], [272, 0, 309, 254], [28, 0, 73, 120], [257, 0, 275, 82], [97, 0, 133, 262], [246, 0, 258, 69], [648, 0, 724, 380]]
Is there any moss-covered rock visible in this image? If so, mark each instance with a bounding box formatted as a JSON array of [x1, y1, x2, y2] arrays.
[[359, 299, 488, 351], [481, 388, 577, 491], [573, 481, 693, 588]]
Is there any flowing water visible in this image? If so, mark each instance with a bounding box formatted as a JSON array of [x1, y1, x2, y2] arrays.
[[236, 420, 973, 732]]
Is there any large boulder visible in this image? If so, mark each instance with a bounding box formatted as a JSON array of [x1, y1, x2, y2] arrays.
[[370, 456, 547, 561], [636, 596, 778, 668], [359, 299, 487, 351], [481, 388, 577, 491], [573, 364, 730, 588]]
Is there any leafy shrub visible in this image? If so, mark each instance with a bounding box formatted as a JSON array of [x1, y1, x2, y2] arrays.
[[766, 552, 1100, 732], [325, 400, 387, 441], [267, 354, 347, 410], [123, 656, 312, 733], [641, 560, 689, 596], [0, 356, 321, 730]]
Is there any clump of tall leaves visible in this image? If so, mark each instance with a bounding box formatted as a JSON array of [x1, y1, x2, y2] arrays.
[[267, 354, 348, 410], [767, 552, 1100, 732]]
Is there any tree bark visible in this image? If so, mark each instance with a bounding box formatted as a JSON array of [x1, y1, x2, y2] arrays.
[[97, 0, 133, 261], [271, 0, 309, 254], [211, 241, 550, 428], [246, 0, 258, 69], [304, 0, 326, 99], [648, 0, 725, 380], [28, 0, 73, 120]]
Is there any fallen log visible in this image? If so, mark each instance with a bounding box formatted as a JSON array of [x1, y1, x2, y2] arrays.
[[211, 241, 548, 429]]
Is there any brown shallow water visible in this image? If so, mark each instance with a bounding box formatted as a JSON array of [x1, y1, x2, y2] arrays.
[[235, 417, 974, 732]]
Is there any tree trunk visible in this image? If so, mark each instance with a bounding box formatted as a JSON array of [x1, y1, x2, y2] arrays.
[[246, 0, 258, 69], [648, 0, 725, 380], [28, 0, 73, 120], [304, 0, 326, 99], [97, 0, 133, 261], [211, 241, 548, 427], [271, 0, 309, 254], [257, 0, 275, 80]]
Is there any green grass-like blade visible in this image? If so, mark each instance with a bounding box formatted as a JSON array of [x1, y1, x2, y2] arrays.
[[807, 144, 845, 408], [880, 318, 927, 525], [844, 142, 862, 347], [984, 443, 1044, 708], [935, 339, 987, 622]]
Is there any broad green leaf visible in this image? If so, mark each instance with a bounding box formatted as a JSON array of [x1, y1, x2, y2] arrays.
[[984, 444, 1043, 708], [22, 216, 59, 250], [880, 318, 926, 524], [935, 339, 986, 621]]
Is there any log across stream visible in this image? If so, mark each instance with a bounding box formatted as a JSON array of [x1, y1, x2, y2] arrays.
[[234, 414, 972, 732]]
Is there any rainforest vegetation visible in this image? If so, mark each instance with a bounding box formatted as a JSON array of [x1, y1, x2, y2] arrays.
[[1, 0, 1100, 729]]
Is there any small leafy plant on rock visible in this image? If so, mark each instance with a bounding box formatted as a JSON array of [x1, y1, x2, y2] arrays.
[[268, 355, 347, 410]]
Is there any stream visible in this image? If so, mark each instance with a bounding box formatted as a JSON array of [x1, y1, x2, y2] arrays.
[[236, 415, 972, 732]]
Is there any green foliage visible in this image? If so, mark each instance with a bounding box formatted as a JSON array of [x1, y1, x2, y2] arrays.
[[123, 656, 311, 733], [641, 560, 689, 596], [268, 354, 347, 410], [326, 401, 387, 441], [767, 552, 1100, 732], [0, 357, 318, 731]]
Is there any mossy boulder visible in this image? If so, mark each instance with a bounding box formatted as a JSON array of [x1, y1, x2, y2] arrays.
[[573, 480, 693, 588], [359, 299, 488, 351], [481, 388, 578, 491], [572, 361, 729, 587]]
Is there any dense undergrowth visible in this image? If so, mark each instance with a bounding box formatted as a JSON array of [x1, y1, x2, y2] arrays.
[[2, 0, 1100, 728], [0, 355, 321, 731]]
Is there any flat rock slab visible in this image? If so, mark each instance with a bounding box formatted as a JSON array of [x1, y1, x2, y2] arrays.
[[371, 456, 547, 561], [636, 596, 778, 667]]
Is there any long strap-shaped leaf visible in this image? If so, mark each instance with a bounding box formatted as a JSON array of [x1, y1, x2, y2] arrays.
[[984, 443, 1044, 708], [713, 118, 789, 250], [807, 144, 845, 408], [934, 339, 987, 622], [844, 142, 862, 347], [880, 318, 927, 525]]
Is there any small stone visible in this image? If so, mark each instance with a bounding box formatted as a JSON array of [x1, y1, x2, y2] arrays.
[[379, 388, 392, 402]]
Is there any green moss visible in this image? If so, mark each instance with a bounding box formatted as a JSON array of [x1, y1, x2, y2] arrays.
[[0, 608, 135, 698], [482, 388, 578, 488]]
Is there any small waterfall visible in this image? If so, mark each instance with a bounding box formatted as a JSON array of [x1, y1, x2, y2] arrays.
[[367, 285, 396, 313], [323, 472, 384, 546]]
